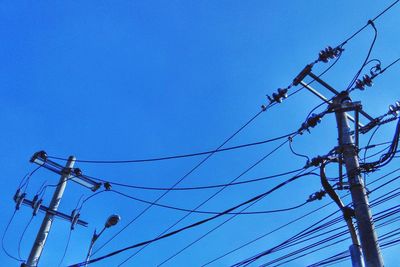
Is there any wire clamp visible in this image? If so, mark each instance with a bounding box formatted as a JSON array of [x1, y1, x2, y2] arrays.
[[307, 190, 326, 202]]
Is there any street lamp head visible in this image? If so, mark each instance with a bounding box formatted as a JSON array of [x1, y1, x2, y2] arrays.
[[105, 214, 121, 228]]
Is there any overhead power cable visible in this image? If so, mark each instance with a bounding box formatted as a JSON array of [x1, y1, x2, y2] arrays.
[[49, 111, 292, 164], [68, 171, 309, 267], [118, 137, 297, 265], [234, 173, 400, 267], [90, 109, 269, 255], [109, 179, 314, 215], [90, 167, 304, 191], [229, 166, 400, 266], [339, 0, 399, 47]]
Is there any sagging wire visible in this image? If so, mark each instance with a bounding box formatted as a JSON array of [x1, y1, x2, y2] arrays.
[[58, 194, 85, 267], [1, 210, 24, 263], [345, 20, 378, 91], [209, 166, 400, 266], [3, 165, 45, 263], [17, 180, 47, 260], [288, 136, 310, 163], [361, 117, 400, 172], [69, 169, 315, 267]]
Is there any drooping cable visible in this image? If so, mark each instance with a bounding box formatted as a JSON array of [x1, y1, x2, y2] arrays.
[[118, 137, 294, 265], [49, 111, 279, 164], [231, 165, 400, 266], [109, 181, 313, 215], [91, 110, 268, 256], [90, 167, 304, 191], [346, 20, 378, 91], [68, 170, 310, 267], [205, 164, 400, 266], [1, 210, 24, 262]]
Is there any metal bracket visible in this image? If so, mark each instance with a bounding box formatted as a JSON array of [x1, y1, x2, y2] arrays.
[[19, 198, 88, 227], [31, 151, 101, 191]]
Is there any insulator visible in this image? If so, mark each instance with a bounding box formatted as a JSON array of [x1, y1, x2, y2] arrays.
[[33, 199, 42, 216], [362, 74, 373, 87], [261, 105, 267, 111], [272, 92, 282, 103], [307, 113, 321, 127], [318, 50, 329, 63], [31, 194, 39, 208], [74, 168, 82, 176], [355, 79, 365, 90], [318, 46, 342, 63], [71, 209, 77, 218], [15, 193, 26, 210], [104, 182, 112, 191], [13, 189, 21, 202], [277, 88, 288, 98], [71, 212, 80, 230], [388, 101, 400, 116]]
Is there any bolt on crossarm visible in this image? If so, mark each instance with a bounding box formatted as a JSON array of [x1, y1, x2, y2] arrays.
[[332, 92, 384, 267]]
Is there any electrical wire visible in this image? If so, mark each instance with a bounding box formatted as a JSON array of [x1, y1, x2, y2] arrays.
[[201, 200, 335, 266], [43, 139, 389, 195], [156, 168, 314, 266], [17, 216, 34, 260], [58, 229, 72, 267], [203, 163, 400, 266], [50, 111, 293, 164], [118, 137, 295, 265], [58, 194, 86, 267], [1, 210, 24, 262], [230, 165, 400, 266], [68, 169, 310, 267], [16, 180, 48, 260], [19, 164, 43, 193], [149, 126, 395, 265], [89, 167, 304, 191], [338, 0, 399, 47], [346, 20, 378, 91], [91, 110, 269, 256], [288, 136, 310, 162], [109, 183, 313, 216]]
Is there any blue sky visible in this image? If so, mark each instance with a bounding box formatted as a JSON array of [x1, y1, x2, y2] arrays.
[[1, 1, 399, 266]]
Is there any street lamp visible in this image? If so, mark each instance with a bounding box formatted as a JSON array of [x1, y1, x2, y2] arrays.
[[85, 214, 121, 266]]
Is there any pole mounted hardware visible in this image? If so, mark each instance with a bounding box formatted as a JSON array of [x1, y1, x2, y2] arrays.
[[22, 152, 101, 267], [31, 151, 101, 191]]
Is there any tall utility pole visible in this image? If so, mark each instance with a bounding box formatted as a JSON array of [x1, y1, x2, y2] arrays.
[[333, 93, 384, 267], [25, 156, 75, 267]]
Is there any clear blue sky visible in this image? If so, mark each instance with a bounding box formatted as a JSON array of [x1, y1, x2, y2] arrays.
[[1, 1, 399, 266]]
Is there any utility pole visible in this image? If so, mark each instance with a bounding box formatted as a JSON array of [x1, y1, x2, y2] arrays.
[[17, 151, 101, 266], [333, 92, 384, 267], [24, 155, 75, 267], [291, 62, 385, 266]]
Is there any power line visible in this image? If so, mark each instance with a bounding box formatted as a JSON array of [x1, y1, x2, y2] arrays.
[[91, 109, 270, 256], [48, 110, 282, 164], [2, 210, 24, 263], [229, 165, 400, 266], [118, 137, 295, 265], [68, 170, 310, 266], [109, 183, 313, 215], [339, 0, 400, 47], [233, 168, 400, 266], [90, 167, 304, 191], [155, 168, 314, 266]]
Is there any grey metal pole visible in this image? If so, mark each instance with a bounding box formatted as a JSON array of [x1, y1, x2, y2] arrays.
[[333, 94, 384, 267], [25, 156, 76, 267], [349, 244, 365, 267]]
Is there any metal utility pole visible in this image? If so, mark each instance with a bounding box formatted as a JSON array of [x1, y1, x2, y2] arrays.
[[333, 93, 384, 267], [25, 156, 75, 267]]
